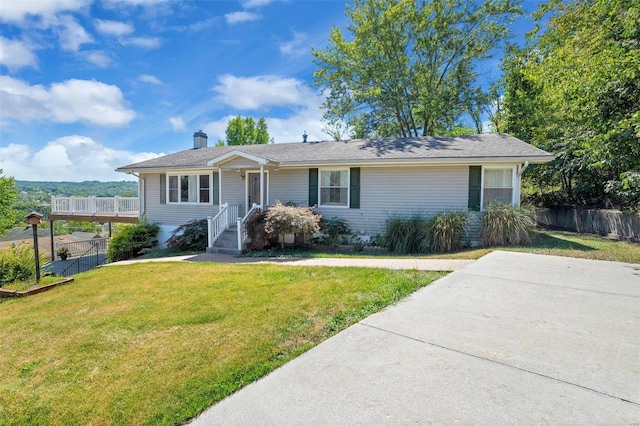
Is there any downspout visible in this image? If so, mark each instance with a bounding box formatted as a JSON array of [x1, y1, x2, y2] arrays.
[[130, 172, 145, 218], [517, 161, 530, 177], [515, 161, 529, 208]]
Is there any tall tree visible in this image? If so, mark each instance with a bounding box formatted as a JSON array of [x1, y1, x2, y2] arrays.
[[502, 0, 640, 208], [225, 116, 272, 145], [312, 0, 521, 138], [0, 169, 18, 235]]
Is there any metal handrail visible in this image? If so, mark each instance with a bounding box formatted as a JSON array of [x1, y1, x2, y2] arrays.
[[59, 240, 107, 277]]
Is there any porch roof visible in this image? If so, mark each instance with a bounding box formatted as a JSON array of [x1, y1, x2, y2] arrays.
[[116, 133, 554, 173]]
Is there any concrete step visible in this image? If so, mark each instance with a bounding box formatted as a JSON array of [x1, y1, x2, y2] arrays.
[[206, 246, 242, 255]]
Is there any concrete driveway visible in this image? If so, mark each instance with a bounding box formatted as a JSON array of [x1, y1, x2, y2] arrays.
[[192, 251, 640, 425]]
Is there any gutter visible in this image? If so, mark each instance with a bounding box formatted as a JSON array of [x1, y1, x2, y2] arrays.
[[116, 155, 555, 173]]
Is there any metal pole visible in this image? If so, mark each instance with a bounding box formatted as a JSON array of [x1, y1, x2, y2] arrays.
[[32, 224, 41, 283], [50, 220, 55, 262]]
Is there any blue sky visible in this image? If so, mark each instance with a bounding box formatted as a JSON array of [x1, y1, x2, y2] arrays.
[[0, 0, 535, 182]]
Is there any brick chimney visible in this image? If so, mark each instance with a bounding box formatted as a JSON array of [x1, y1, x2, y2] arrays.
[[193, 130, 208, 149]]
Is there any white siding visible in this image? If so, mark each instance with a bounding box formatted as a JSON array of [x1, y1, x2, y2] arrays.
[[315, 165, 469, 235], [143, 164, 519, 236], [142, 173, 218, 226], [221, 170, 245, 213], [269, 169, 308, 206], [222, 157, 261, 169]]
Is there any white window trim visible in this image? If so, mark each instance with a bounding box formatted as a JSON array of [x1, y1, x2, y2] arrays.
[[318, 168, 350, 208], [166, 172, 214, 205], [480, 166, 517, 210], [244, 170, 270, 208]]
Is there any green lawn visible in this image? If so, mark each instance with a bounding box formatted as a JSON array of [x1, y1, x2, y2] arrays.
[[0, 262, 444, 425], [243, 230, 640, 264]]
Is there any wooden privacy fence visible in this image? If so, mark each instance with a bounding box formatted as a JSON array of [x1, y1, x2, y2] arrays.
[[536, 208, 640, 242]]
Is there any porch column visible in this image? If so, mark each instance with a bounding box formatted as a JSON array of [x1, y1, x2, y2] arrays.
[[259, 164, 264, 207], [218, 168, 223, 206]]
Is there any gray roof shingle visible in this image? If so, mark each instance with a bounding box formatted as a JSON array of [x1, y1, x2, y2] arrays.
[[116, 133, 554, 171]]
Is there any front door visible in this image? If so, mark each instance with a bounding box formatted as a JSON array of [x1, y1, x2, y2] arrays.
[[247, 171, 268, 210]]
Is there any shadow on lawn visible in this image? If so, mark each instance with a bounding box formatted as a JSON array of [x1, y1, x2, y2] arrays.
[[528, 231, 595, 252]]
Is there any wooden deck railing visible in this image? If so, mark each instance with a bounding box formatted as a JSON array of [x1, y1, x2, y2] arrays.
[[51, 196, 139, 216]]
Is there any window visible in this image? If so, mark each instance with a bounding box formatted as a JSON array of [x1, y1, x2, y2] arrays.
[[483, 168, 513, 208], [168, 174, 212, 204], [320, 170, 349, 206]]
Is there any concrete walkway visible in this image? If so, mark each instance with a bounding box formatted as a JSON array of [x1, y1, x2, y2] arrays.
[[106, 252, 474, 271], [191, 251, 640, 425]]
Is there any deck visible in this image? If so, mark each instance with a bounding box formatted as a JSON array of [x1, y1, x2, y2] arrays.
[[50, 196, 139, 223]]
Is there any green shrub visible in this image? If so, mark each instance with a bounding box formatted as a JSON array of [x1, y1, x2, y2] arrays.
[[481, 203, 535, 246], [264, 201, 321, 248], [318, 217, 352, 246], [384, 213, 429, 254], [0, 242, 45, 286], [167, 219, 207, 251], [107, 222, 160, 262], [245, 208, 274, 250], [427, 211, 468, 253]]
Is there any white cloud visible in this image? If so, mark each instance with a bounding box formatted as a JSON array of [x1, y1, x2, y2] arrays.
[[279, 32, 308, 57], [0, 36, 37, 70], [0, 137, 164, 181], [169, 116, 186, 132], [240, 0, 275, 8], [0, 75, 136, 127], [102, 0, 172, 6], [213, 74, 312, 110], [0, 0, 89, 25], [120, 36, 161, 48], [94, 19, 134, 37], [84, 50, 112, 67], [56, 15, 93, 52], [138, 74, 162, 85], [204, 81, 326, 144], [225, 11, 260, 25]]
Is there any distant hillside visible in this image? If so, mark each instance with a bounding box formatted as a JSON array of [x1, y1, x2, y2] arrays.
[[15, 180, 138, 198]]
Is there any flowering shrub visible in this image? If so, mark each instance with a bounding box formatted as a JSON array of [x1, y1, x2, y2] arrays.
[[264, 200, 321, 248]]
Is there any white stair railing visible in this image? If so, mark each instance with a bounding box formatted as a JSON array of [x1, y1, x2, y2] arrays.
[[237, 203, 261, 251], [207, 203, 230, 248]]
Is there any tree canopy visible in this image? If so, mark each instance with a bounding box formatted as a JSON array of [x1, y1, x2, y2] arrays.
[[225, 116, 272, 145], [312, 0, 521, 138], [0, 170, 18, 235], [501, 0, 640, 209]]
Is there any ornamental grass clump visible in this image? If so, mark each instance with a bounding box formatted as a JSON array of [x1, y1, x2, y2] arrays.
[[427, 211, 468, 253], [0, 242, 46, 287], [481, 203, 535, 246], [384, 213, 429, 254], [264, 200, 321, 248]]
